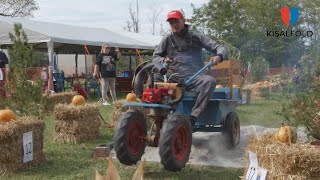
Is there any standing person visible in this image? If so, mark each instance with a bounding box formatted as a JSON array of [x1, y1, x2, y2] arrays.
[[0, 51, 8, 68], [40, 67, 48, 93], [93, 44, 121, 105], [152, 10, 227, 127]]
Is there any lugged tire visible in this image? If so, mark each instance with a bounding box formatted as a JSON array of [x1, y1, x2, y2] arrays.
[[159, 113, 192, 171], [222, 112, 240, 149], [114, 109, 147, 165]]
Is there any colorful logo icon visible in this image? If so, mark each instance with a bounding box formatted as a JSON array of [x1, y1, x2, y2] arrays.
[[281, 7, 299, 27]]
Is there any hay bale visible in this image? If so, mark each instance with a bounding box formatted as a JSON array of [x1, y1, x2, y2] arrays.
[[112, 99, 150, 127], [53, 104, 100, 144], [45, 91, 77, 105], [0, 117, 46, 174], [243, 134, 320, 179]]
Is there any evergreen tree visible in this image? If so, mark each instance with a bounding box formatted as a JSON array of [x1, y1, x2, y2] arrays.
[[4, 23, 51, 117]]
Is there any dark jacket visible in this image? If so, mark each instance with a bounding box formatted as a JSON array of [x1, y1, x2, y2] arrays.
[[153, 25, 227, 63], [152, 25, 227, 78]]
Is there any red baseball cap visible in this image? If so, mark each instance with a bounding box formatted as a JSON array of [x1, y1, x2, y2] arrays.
[[167, 10, 184, 21]]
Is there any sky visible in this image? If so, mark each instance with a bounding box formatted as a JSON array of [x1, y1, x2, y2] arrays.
[[31, 0, 209, 35]]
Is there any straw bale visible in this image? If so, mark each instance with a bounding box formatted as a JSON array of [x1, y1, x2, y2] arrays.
[[112, 99, 151, 127], [54, 104, 99, 121], [53, 104, 100, 144], [243, 134, 320, 179], [0, 117, 46, 174], [45, 91, 77, 105]]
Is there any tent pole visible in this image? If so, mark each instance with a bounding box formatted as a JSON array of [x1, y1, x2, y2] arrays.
[[47, 40, 54, 67], [75, 53, 78, 76], [129, 55, 132, 70], [85, 54, 88, 76]]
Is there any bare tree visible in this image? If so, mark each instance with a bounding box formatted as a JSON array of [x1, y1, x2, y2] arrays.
[[124, 20, 133, 32], [148, 5, 162, 35], [159, 23, 170, 36], [0, 0, 39, 17], [123, 0, 140, 33]]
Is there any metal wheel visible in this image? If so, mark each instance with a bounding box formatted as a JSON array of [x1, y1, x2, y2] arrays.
[[114, 110, 147, 165], [159, 113, 192, 171], [222, 112, 240, 149]]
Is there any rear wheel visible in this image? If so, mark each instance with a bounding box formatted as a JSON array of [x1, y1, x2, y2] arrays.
[[222, 112, 240, 149], [159, 113, 192, 171], [114, 110, 147, 165]]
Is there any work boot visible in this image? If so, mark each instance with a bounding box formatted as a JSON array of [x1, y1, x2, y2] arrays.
[[188, 115, 197, 130]]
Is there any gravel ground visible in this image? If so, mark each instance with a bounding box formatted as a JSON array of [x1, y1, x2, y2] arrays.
[[111, 125, 311, 168]]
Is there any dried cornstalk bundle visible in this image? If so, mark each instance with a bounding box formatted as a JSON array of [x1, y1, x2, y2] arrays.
[[0, 117, 46, 174]]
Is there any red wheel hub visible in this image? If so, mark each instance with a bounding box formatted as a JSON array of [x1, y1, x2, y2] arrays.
[[127, 120, 145, 155], [173, 124, 190, 161]]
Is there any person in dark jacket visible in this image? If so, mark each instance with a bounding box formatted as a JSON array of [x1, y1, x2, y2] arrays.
[[0, 51, 8, 68], [152, 10, 228, 126]]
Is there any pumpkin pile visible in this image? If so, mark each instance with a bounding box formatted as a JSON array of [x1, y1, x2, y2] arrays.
[[72, 95, 86, 106], [0, 109, 16, 123]]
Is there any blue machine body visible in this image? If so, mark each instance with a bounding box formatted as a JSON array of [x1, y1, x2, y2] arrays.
[[124, 87, 241, 132], [175, 88, 241, 132], [123, 61, 242, 132]]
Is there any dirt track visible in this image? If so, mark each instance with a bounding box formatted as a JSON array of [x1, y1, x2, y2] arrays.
[[111, 125, 310, 168]]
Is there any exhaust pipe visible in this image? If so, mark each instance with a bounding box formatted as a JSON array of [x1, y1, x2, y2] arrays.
[[134, 62, 167, 98]]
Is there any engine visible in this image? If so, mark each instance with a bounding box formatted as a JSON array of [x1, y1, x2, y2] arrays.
[[142, 86, 169, 103]]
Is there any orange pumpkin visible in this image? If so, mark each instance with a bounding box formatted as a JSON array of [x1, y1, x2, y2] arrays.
[[256, 82, 263, 87], [0, 109, 16, 123], [126, 92, 138, 102], [72, 95, 86, 106], [216, 84, 224, 88], [273, 123, 297, 145]]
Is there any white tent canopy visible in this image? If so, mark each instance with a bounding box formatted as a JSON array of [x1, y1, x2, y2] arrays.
[[0, 17, 163, 62]]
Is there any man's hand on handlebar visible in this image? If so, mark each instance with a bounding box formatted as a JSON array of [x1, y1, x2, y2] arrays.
[[164, 57, 173, 63], [210, 55, 222, 66]]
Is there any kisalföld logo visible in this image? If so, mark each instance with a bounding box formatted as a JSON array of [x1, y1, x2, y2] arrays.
[[281, 7, 299, 27], [266, 7, 313, 37]]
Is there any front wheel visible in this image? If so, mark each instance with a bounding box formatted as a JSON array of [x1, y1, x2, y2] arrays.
[[114, 110, 147, 165], [222, 112, 240, 149], [159, 113, 192, 171]]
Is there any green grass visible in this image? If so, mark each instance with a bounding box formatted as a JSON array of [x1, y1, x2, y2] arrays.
[[237, 92, 286, 127], [2, 92, 287, 179]]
